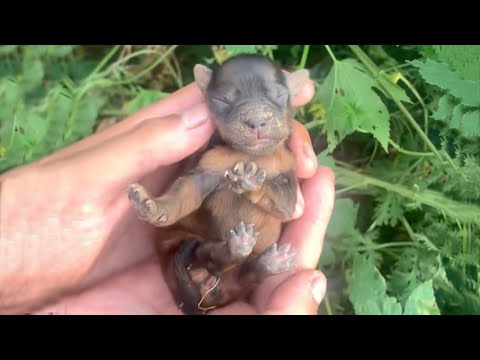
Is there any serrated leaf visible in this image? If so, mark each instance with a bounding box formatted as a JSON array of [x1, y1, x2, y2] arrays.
[[340, 230, 382, 267], [317, 58, 390, 152], [403, 280, 440, 315], [450, 104, 463, 129], [326, 198, 358, 238], [433, 45, 480, 82], [410, 59, 480, 107], [347, 255, 402, 315], [461, 110, 480, 136], [224, 45, 259, 55], [432, 94, 454, 121], [374, 192, 404, 227], [125, 89, 169, 115]]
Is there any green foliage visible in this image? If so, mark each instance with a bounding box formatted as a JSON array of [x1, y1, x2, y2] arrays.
[[348, 255, 403, 315], [223, 45, 260, 55], [316, 58, 391, 152], [410, 58, 480, 140], [124, 89, 169, 115], [1, 44, 479, 315], [432, 45, 480, 82], [347, 255, 439, 315]]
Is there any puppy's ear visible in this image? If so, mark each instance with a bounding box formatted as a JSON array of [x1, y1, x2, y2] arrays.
[[194, 64, 213, 93], [286, 69, 310, 98]]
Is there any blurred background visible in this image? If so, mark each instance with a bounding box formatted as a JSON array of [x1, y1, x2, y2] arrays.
[[1, 45, 479, 315]]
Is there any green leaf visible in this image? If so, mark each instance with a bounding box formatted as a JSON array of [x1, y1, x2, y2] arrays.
[[318, 239, 336, 268], [432, 94, 454, 121], [317, 58, 391, 152], [340, 230, 382, 267], [125, 89, 169, 115], [377, 72, 412, 104], [373, 192, 404, 227], [347, 255, 402, 315], [431, 94, 480, 138], [45, 45, 76, 58], [450, 103, 463, 129], [24, 110, 48, 145], [461, 110, 480, 136], [403, 280, 440, 315], [410, 59, 480, 107], [224, 45, 259, 55], [433, 45, 480, 82], [0, 45, 17, 55], [20, 59, 44, 89], [326, 198, 358, 238], [316, 149, 336, 169], [68, 93, 106, 140]]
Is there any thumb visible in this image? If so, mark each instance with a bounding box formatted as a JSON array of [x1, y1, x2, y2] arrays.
[[262, 270, 327, 315], [66, 103, 214, 191]]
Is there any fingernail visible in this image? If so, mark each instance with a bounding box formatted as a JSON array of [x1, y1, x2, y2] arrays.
[[180, 103, 209, 129], [303, 143, 318, 170], [311, 273, 326, 304]]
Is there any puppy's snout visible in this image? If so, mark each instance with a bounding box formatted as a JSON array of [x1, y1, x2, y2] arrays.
[[245, 118, 267, 130]]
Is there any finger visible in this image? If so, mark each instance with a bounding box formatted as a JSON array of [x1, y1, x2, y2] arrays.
[[210, 301, 257, 315], [291, 183, 305, 220], [43, 103, 214, 194], [39, 83, 205, 166], [251, 167, 335, 310], [289, 120, 317, 179], [262, 270, 326, 315], [281, 167, 335, 269]]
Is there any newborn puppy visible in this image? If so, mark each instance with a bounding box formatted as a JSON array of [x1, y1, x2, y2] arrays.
[[128, 54, 310, 314]]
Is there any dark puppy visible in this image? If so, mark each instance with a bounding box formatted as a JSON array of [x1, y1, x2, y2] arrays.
[[127, 54, 310, 314]]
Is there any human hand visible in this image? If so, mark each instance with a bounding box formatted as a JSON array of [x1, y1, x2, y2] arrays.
[[0, 77, 334, 314]]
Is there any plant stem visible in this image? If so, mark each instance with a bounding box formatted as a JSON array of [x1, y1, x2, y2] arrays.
[[324, 45, 337, 62], [348, 45, 466, 179], [298, 45, 311, 69], [304, 119, 325, 130], [368, 141, 379, 166], [400, 216, 416, 243], [389, 140, 434, 157], [114, 45, 179, 85], [335, 242, 417, 252], [89, 45, 121, 78], [347, 47, 441, 157], [397, 73, 430, 149], [335, 182, 367, 195], [334, 165, 480, 226]]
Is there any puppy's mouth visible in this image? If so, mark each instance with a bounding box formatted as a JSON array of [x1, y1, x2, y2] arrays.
[[242, 138, 276, 155]]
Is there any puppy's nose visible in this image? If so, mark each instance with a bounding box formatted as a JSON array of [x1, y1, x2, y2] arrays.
[[245, 118, 267, 129]]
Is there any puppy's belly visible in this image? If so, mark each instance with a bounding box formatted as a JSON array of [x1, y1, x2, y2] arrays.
[[204, 188, 282, 254]]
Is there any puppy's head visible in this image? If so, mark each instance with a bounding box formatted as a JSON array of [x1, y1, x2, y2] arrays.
[[194, 54, 309, 156]]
